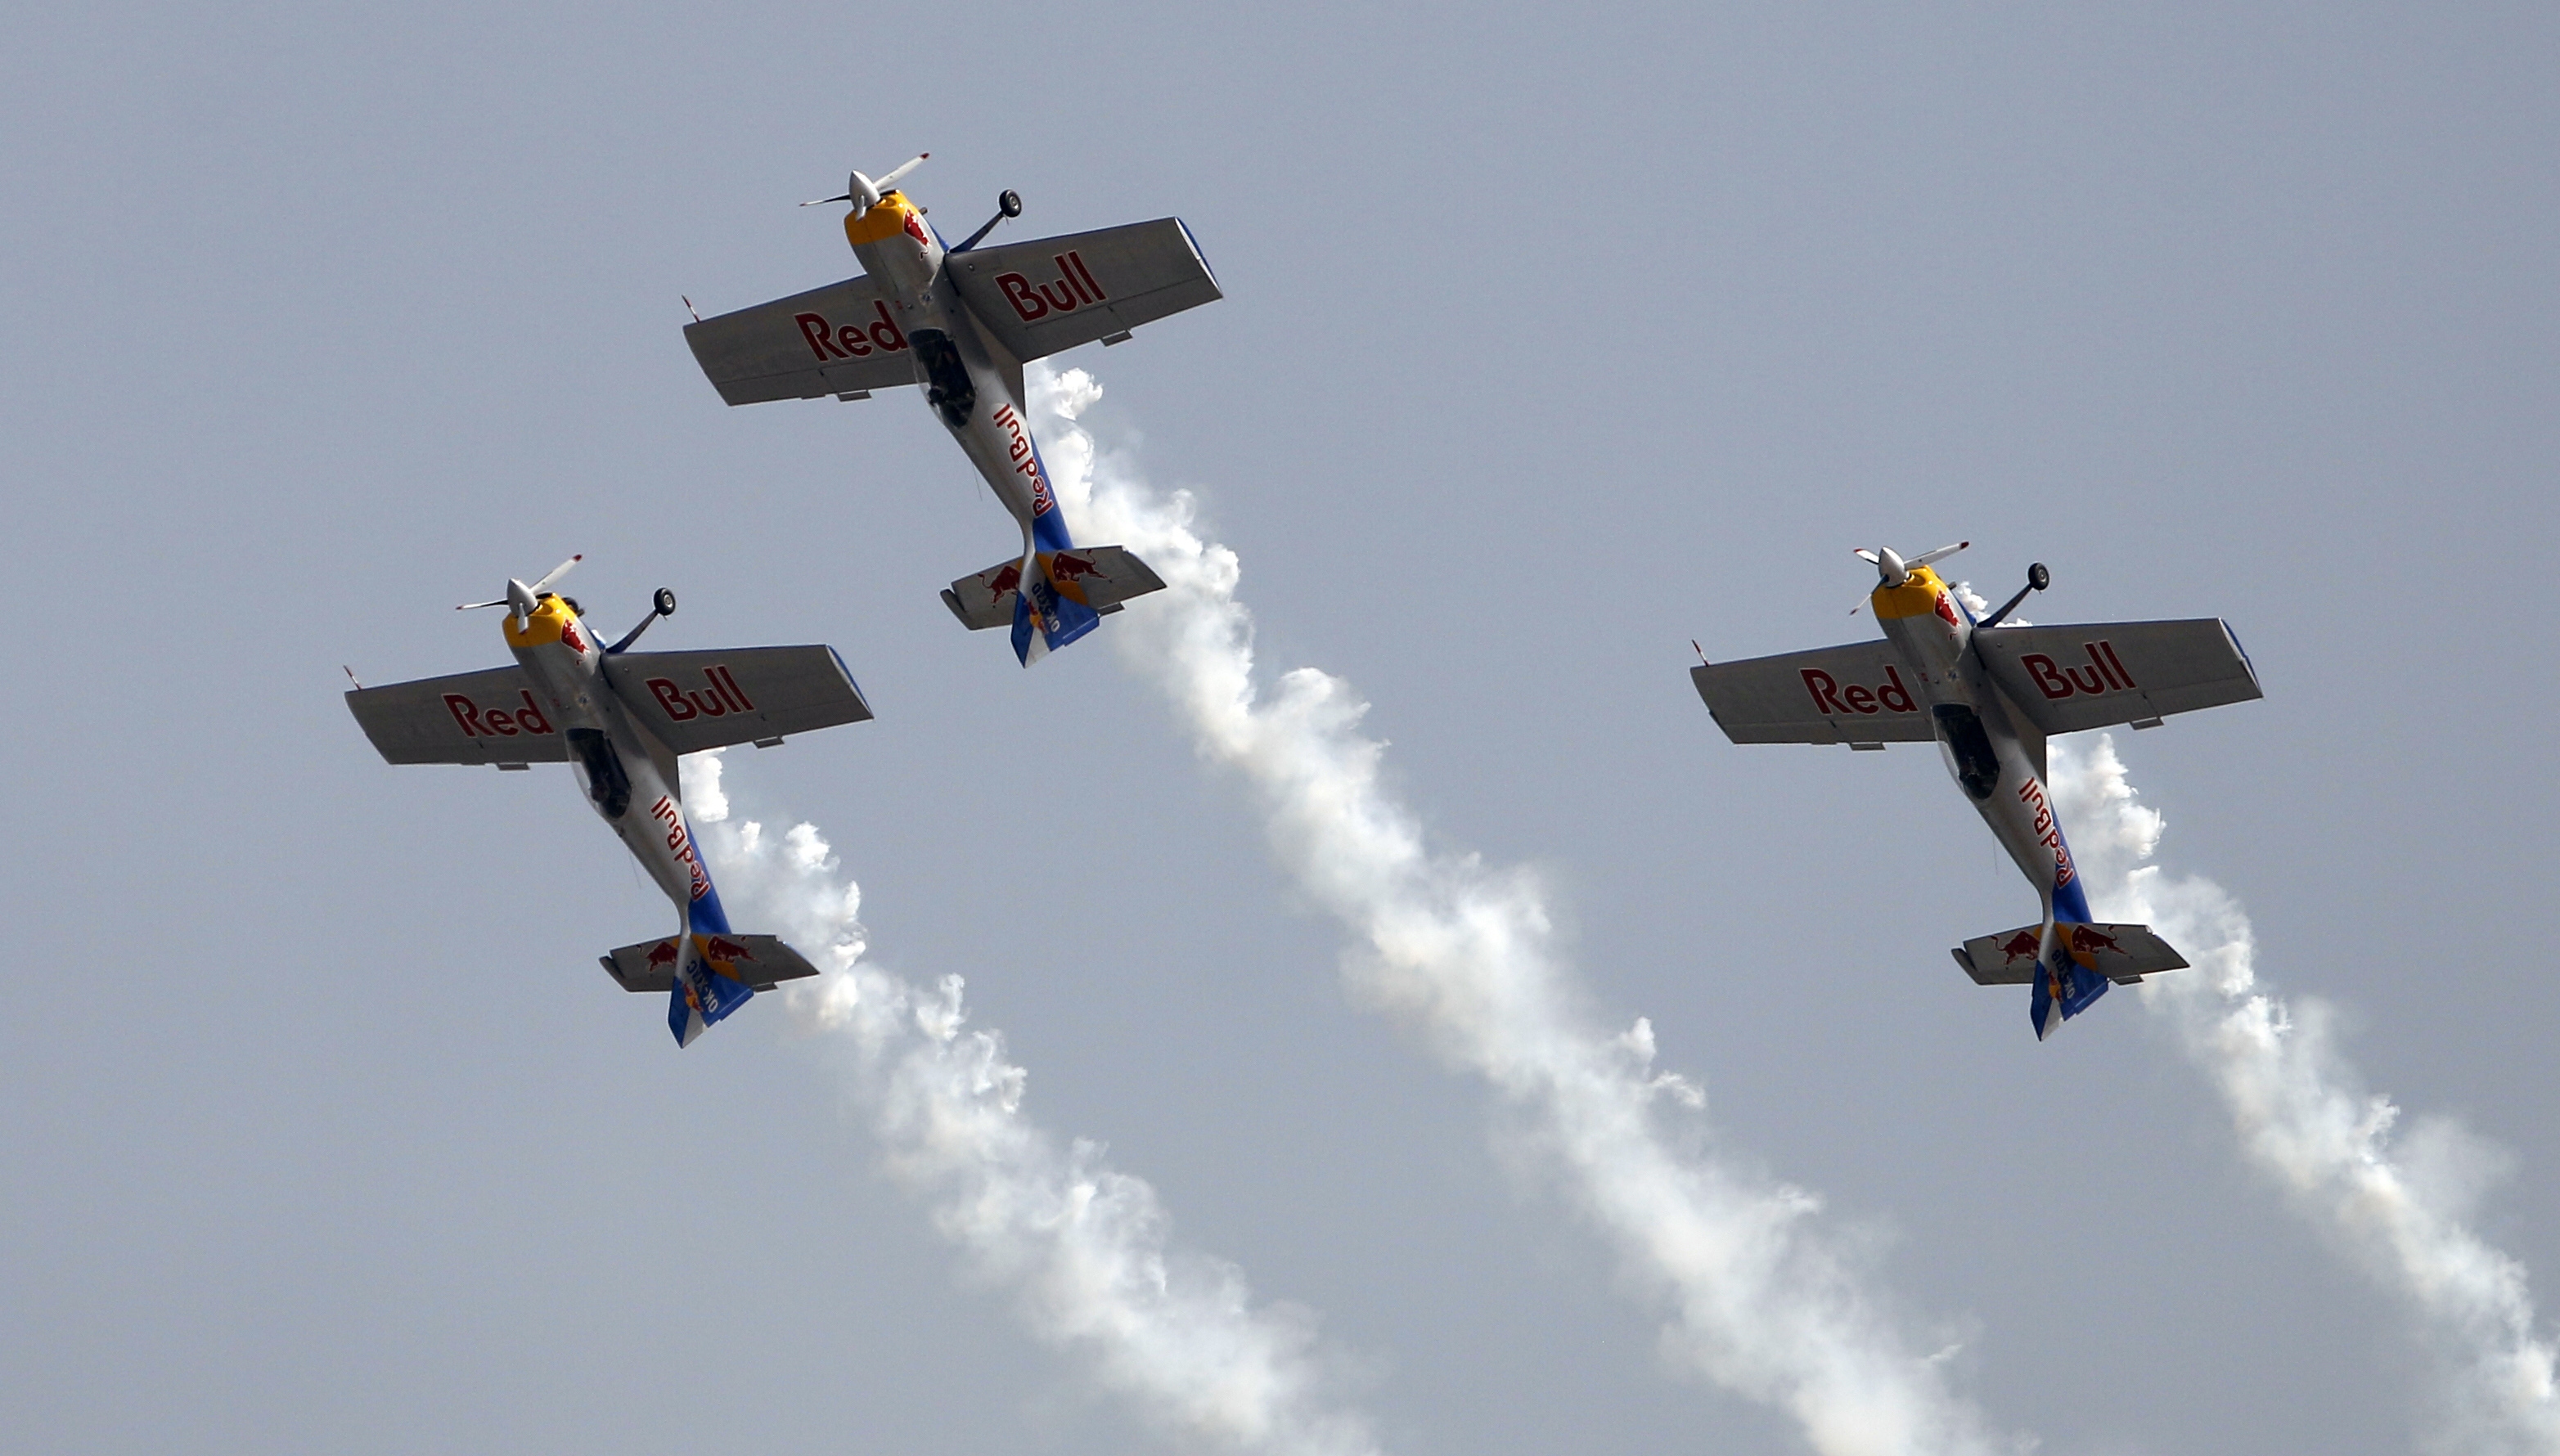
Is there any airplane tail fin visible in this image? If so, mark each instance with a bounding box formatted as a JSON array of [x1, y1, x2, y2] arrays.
[[939, 546, 1168, 665], [597, 932, 821, 1047], [1947, 921, 2189, 1041]]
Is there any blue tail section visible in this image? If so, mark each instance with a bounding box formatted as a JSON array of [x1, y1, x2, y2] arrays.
[[2029, 951, 2111, 1040], [1010, 501, 1103, 665], [2028, 822, 2110, 1039], [1010, 577, 1102, 664], [664, 839, 755, 1047]]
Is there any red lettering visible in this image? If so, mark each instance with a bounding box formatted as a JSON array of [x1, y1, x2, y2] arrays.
[[837, 324, 871, 357], [866, 299, 907, 352], [1069, 250, 1106, 302], [1802, 669, 1849, 713], [713, 666, 754, 712], [2101, 640, 2137, 689], [444, 694, 487, 736], [999, 272, 1049, 321], [2065, 661, 2109, 694], [1053, 254, 1091, 304], [1843, 685, 1878, 713], [686, 690, 728, 717], [513, 691, 553, 735], [2023, 654, 2074, 699], [1878, 665, 1917, 713], [2099, 642, 2139, 690], [487, 709, 518, 735], [648, 678, 697, 720], [1038, 279, 1080, 313], [795, 312, 848, 361]]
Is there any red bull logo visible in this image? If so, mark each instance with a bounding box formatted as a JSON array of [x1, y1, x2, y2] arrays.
[[646, 665, 756, 722], [996, 252, 1108, 321], [1048, 552, 1101, 584], [2022, 642, 2137, 700], [1799, 664, 1919, 717], [981, 560, 1024, 605], [990, 403, 1055, 515], [560, 621, 587, 655], [443, 689, 556, 740], [1997, 929, 2040, 964], [2067, 924, 2124, 957], [646, 940, 678, 970], [649, 796, 714, 901], [792, 299, 910, 362], [702, 936, 754, 964], [2014, 779, 2077, 889]]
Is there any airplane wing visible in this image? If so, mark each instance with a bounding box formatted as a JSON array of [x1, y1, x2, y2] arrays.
[[1691, 641, 1935, 746], [600, 932, 821, 994], [601, 645, 874, 754], [683, 274, 919, 406], [346, 667, 573, 766], [947, 219, 1222, 362], [1973, 619, 2261, 735]]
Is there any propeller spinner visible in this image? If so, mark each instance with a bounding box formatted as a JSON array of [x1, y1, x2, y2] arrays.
[[802, 152, 929, 217], [1855, 540, 1968, 589], [457, 553, 583, 625]]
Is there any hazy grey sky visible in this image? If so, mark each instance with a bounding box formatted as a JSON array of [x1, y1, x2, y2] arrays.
[[6, 5, 2557, 1454]]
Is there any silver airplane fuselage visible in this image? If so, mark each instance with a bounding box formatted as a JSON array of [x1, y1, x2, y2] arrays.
[[842, 191, 1066, 561], [498, 590, 718, 917], [1867, 564, 2094, 932]]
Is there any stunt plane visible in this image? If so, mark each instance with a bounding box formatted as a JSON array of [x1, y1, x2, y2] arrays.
[[344, 557, 875, 1046], [1690, 546, 2261, 1039], [683, 153, 1223, 665]]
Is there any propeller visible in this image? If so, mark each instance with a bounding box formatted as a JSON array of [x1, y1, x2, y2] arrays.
[[802, 152, 929, 217], [1847, 541, 1967, 614], [457, 553, 582, 624], [1854, 540, 1968, 588]]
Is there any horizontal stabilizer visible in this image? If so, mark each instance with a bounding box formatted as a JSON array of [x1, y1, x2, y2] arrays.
[[1950, 922, 2189, 986], [600, 932, 821, 994], [941, 546, 1167, 631]]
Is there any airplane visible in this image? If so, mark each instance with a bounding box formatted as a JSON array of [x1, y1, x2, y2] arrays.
[[1689, 545, 2263, 1040], [682, 153, 1224, 667], [344, 556, 876, 1047]]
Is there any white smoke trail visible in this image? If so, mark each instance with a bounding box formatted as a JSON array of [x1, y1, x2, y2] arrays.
[[681, 753, 1382, 1456], [1035, 368, 2013, 1456], [2049, 733, 2560, 1454]]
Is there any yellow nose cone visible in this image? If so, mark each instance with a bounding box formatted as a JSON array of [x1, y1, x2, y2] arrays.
[[1871, 564, 1951, 621], [502, 595, 574, 649], [845, 192, 923, 247]]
